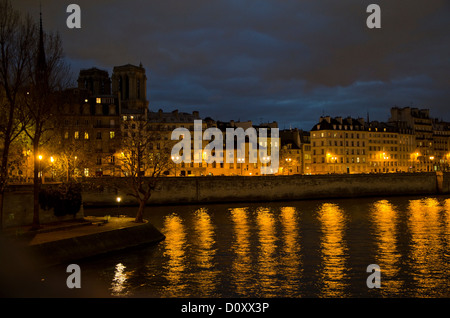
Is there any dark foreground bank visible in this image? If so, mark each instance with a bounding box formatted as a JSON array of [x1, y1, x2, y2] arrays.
[[1, 217, 165, 269]]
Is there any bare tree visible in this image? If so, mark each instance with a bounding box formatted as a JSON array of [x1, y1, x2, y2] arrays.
[[118, 115, 174, 223], [0, 0, 36, 229], [20, 12, 71, 229]]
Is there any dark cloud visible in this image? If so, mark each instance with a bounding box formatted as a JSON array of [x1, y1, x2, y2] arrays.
[[13, 0, 450, 130]]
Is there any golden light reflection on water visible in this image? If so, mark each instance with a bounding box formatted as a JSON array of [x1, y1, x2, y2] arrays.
[[279, 207, 302, 294], [370, 200, 402, 295], [256, 207, 278, 296], [444, 199, 450, 235], [230, 207, 252, 296], [407, 198, 444, 296], [193, 208, 217, 295], [161, 213, 188, 297], [317, 203, 347, 297], [110, 263, 131, 296]]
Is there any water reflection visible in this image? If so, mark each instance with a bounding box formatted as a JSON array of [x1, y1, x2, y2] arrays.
[[256, 207, 278, 296], [82, 195, 450, 298], [193, 208, 217, 296], [110, 263, 131, 296], [407, 198, 443, 296], [443, 199, 450, 236], [317, 203, 348, 297], [230, 207, 253, 296], [279, 207, 302, 296], [370, 200, 402, 295], [161, 213, 188, 297]]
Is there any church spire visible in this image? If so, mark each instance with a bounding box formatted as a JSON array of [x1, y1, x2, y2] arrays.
[[36, 5, 48, 87]]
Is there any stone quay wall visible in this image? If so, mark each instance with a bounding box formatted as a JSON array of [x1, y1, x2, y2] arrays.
[[83, 172, 450, 207]]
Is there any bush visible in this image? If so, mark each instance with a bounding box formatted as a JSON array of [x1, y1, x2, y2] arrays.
[[39, 183, 82, 217]]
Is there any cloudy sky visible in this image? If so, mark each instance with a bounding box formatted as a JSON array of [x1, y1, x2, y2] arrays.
[[13, 0, 450, 130]]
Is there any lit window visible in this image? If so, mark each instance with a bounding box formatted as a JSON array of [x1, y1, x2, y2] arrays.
[[84, 132, 89, 140], [64, 131, 69, 139], [96, 98, 101, 104], [74, 131, 79, 139], [84, 168, 89, 177], [110, 131, 115, 139]]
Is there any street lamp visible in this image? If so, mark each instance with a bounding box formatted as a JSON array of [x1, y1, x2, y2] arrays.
[[237, 157, 244, 175], [116, 196, 122, 218], [429, 156, 435, 172], [171, 155, 179, 176], [50, 156, 55, 181], [285, 157, 292, 175], [38, 155, 43, 182], [331, 156, 337, 173]]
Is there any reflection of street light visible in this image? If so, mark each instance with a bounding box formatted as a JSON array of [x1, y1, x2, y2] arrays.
[[116, 196, 122, 218]]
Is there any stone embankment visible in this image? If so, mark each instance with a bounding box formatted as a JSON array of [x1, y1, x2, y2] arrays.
[[82, 172, 449, 207]]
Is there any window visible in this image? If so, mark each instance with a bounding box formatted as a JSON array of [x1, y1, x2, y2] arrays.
[[96, 98, 101, 104], [64, 131, 69, 139], [96, 132, 102, 139], [110, 131, 115, 139], [84, 132, 89, 140], [84, 168, 89, 177], [74, 131, 79, 139]]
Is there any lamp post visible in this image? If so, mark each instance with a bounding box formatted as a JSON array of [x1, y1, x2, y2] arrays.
[[50, 156, 54, 181], [38, 155, 43, 183], [382, 153, 389, 173], [285, 157, 292, 175], [238, 157, 244, 175], [429, 156, 435, 172], [116, 196, 121, 218], [331, 156, 337, 173], [171, 155, 179, 176]]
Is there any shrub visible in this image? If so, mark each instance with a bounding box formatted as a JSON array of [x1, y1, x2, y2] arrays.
[[39, 183, 82, 217]]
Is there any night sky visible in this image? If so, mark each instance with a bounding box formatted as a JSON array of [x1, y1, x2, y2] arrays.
[[13, 0, 450, 131]]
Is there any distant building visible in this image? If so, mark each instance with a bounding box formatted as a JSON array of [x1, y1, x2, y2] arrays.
[[310, 116, 368, 174], [310, 107, 450, 174], [280, 129, 311, 175], [389, 107, 450, 171]]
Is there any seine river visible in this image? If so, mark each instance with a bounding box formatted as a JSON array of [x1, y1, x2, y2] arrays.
[[75, 195, 450, 298]]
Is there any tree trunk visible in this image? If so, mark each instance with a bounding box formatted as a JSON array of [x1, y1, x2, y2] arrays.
[[135, 199, 146, 223]]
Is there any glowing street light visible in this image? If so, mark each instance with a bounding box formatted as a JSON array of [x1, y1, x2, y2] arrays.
[[116, 196, 122, 218], [38, 155, 43, 182], [237, 157, 245, 175], [171, 155, 180, 176]]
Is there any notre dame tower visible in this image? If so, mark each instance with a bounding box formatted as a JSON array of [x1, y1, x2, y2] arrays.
[[111, 63, 148, 111]]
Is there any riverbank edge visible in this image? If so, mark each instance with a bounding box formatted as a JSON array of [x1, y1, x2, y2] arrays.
[[24, 220, 165, 268], [82, 172, 448, 207]]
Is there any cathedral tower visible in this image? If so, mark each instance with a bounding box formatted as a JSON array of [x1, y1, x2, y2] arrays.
[[111, 64, 148, 111]]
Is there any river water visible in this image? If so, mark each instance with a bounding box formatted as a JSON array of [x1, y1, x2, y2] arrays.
[[75, 195, 450, 298]]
